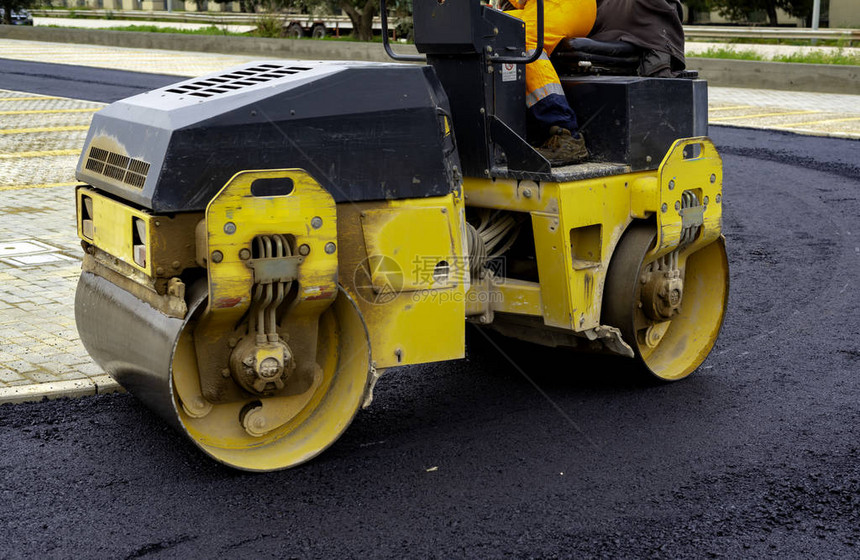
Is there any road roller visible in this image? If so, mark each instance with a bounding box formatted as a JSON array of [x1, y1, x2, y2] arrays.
[[73, 0, 728, 471]]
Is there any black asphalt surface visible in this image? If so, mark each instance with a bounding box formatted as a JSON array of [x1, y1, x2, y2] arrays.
[[2, 63, 860, 559], [0, 59, 181, 102]]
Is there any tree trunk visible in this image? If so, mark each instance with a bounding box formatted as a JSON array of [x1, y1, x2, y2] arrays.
[[766, 1, 779, 25], [341, 0, 377, 42], [2, 0, 13, 25]]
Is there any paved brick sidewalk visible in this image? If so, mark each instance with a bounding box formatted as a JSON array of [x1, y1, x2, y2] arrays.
[[0, 40, 857, 403], [709, 88, 860, 139], [0, 90, 119, 402], [0, 38, 258, 77]]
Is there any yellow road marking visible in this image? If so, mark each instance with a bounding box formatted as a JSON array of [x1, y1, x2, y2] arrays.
[[0, 182, 81, 192], [708, 105, 753, 111], [0, 126, 89, 135], [0, 108, 99, 116], [0, 149, 80, 159], [776, 116, 860, 128], [0, 96, 63, 102], [712, 110, 822, 121]]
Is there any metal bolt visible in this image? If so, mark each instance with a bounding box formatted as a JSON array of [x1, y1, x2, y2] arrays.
[[298, 244, 310, 256], [646, 155, 652, 163], [172, 260, 181, 269], [675, 201, 681, 211], [479, 107, 486, 115], [716, 194, 722, 203], [156, 266, 165, 276], [324, 242, 336, 254], [703, 196, 710, 205], [211, 250, 223, 263], [484, 169, 490, 176], [668, 180, 675, 190], [523, 188, 532, 199], [221, 368, 231, 378], [710, 174, 717, 184], [441, 208, 447, 214], [311, 216, 323, 229], [155, 221, 161, 227], [239, 248, 251, 260], [661, 203, 668, 213], [223, 222, 236, 234]]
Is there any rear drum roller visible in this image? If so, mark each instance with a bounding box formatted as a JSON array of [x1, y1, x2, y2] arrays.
[[602, 224, 729, 381]]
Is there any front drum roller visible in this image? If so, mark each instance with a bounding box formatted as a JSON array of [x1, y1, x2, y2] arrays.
[[76, 272, 371, 471], [602, 223, 729, 381]]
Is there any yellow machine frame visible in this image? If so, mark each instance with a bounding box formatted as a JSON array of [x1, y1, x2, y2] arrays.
[[463, 137, 722, 334], [75, 136, 722, 372]]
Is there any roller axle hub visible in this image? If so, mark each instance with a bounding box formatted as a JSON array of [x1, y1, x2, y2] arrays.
[[641, 267, 684, 321], [230, 335, 295, 395]]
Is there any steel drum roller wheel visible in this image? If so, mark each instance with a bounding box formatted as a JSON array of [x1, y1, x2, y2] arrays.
[[172, 288, 371, 471], [602, 224, 729, 381]]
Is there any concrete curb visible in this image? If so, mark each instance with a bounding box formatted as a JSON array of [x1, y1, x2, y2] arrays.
[[0, 375, 124, 405], [2, 25, 858, 94], [686, 57, 860, 95], [0, 25, 404, 63]]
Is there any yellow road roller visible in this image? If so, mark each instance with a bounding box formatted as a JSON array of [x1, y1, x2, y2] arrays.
[[74, 0, 728, 470]]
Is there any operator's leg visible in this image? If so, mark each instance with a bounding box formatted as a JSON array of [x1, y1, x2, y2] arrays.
[[508, 0, 596, 165]]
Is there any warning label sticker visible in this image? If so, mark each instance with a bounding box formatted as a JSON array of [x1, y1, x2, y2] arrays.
[[501, 63, 517, 82]]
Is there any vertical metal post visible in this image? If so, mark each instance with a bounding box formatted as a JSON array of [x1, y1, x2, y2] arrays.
[[811, 0, 821, 45]]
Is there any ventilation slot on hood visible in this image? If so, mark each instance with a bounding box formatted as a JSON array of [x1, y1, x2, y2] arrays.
[[164, 64, 314, 98], [85, 147, 150, 189]]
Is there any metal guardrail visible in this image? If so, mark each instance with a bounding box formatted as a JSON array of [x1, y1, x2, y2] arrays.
[[28, 10, 860, 45], [29, 9, 403, 30], [683, 25, 860, 44]]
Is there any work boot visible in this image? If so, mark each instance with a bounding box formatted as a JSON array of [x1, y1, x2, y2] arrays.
[[537, 126, 589, 166]]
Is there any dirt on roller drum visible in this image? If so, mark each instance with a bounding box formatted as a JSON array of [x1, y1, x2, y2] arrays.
[[1, 126, 859, 559]]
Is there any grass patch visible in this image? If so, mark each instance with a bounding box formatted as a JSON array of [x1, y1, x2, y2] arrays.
[[100, 25, 242, 35], [695, 46, 860, 65], [725, 37, 850, 48], [697, 47, 765, 61], [773, 50, 860, 65]]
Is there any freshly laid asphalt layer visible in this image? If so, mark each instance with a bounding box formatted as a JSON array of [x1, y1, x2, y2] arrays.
[[1, 63, 860, 558], [0, 58, 181, 103]]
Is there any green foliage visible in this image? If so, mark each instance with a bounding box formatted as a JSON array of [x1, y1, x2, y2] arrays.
[[696, 46, 860, 66], [708, 0, 815, 26], [254, 12, 286, 37]]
